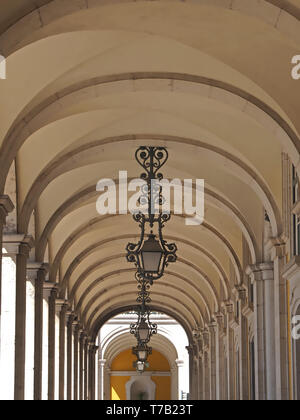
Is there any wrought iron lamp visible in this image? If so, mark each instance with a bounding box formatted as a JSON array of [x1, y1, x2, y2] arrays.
[[130, 303, 157, 344], [126, 146, 177, 284], [132, 343, 152, 363], [133, 360, 149, 374]]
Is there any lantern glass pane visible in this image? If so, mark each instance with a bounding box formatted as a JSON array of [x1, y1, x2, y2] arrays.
[[141, 251, 162, 273], [138, 350, 147, 360], [137, 361, 145, 372], [138, 320, 149, 341]]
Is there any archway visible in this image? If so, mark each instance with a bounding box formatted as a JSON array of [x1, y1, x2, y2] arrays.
[[98, 312, 189, 400]]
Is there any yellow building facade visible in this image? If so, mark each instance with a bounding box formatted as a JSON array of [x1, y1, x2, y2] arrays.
[[110, 349, 171, 400]]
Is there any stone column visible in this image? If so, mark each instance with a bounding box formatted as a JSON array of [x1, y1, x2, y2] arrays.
[[193, 356, 199, 400], [56, 300, 67, 400], [98, 358, 106, 401], [27, 262, 49, 400], [224, 302, 235, 400], [79, 331, 86, 400], [73, 322, 80, 401], [84, 336, 89, 400], [0, 233, 22, 400], [246, 263, 275, 400], [3, 234, 34, 400], [88, 343, 98, 400], [200, 329, 210, 400], [104, 365, 111, 400], [198, 352, 204, 400], [270, 239, 289, 400], [186, 345, 194, 399], [238, 287, 250, 401], [66, 311, 75, 400], [196, 334, 204, 400], [209, 322, 217, 400], [170, 362, 178, 400], [175, 359, 185, 400], [47, 285, 57, 400], [203, 351, 210, 400], [0, 196, 14, 317], [215, 312, 225, 400]]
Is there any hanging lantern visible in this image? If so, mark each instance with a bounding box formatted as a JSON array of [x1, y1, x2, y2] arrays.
[[130, 305, 157, 344], [140, 233, 164, 275], [132, 344, 152, 363], [126, 147, 177, 284], [133, 360, 149, 374]]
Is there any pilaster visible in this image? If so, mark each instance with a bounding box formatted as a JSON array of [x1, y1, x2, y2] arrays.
[[27, 262, 49, 400], [3, 234, 34, 400], [73, 321, 80, 401], [45, 283, 57, 400], [56, 299, 68, 400], [246, 262, 275, 400], [66, 311, 75, 400]]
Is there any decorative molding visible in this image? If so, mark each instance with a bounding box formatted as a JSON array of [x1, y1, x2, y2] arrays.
[[43, 281, 57, 299], [27, 262, 49, 281], [246, 263, 274, 281], [111, 371, 171, 377], [55, 299, 67, 314], [2, 233, 34, 255]]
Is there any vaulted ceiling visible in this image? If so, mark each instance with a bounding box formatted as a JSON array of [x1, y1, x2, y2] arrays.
[[1, 0, 299, 341]]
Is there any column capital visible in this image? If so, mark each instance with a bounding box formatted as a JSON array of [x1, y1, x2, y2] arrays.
[[201, 329, 210, 348], [19, 237, 34, 256], [27, 262, 49, 281], [246, 262, 274, 281], [89, 344, 99, 355], [72, 319, 80, 330], [235, 284, 248, 304], [196, 335, 204, 353], [192, 325, 201, 339], [79, 330, 88, 342], [2, 233, 34, 255], [43, 281, 57, 299], [223, 300, 234, 313], [0, 195, 14, 223], [215, 312, 226, 336], [55, 299, 68, 315], [208, 321, 217, 334], [99, 359, 106, 367], [66, 311, 76, 325], [265, 237, 286, 260]]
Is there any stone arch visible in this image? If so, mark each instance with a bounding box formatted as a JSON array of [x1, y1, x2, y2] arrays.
[[1, 0, 300, 58]]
